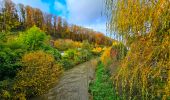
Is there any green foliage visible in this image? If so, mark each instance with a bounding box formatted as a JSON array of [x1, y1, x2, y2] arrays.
[[78, 49, 92, 62], [0, 79, 13, 99], [17, 26, 49, 50], [13, 51, 63, 99], [89, 62, 119, 100], [61, 59, 75, 70], [61, 49, 77, 70], [61, 49, 93, 70], [82, 40, 92, 50], [0, 38, 26, 80], [0, 27, 63, 99], [41, 45, 61, 61]]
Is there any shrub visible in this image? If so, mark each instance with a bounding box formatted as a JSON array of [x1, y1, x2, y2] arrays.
[[0, 40, 25, 80], [61, 49, 93, 70], [13, 51, 63, 99], [61, 49, 77, 70], [82, 40, 92, 50], [17, 26, 49, 50], [100, 47, 112, 66], [79, 49, 92, 62], [54, 39, 82, 51], [0, 79, 13, 99], [92, 47, 103, 56], [41, 45, 61, 61], [60, 59, 75, 70]]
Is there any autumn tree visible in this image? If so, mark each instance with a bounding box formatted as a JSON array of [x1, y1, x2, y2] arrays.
[[18, 3, 26, 30], [33, 8, 44, 29], [53, 16, 57, 37], [0, 0, 113, 46], [25, 6, 34, 29], [0, 0, 20, 31], [106, 0, 170, 99], [56, 16, 62, 38]]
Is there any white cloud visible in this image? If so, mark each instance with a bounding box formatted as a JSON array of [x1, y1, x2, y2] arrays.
[[12, 0, 50, 13], [65, 0, 107, 34], [84, 22, 106, 34], [66, 0, 105, 24]]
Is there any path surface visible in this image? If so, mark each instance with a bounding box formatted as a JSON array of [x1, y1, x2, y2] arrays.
[[31, 59, 97, 100]]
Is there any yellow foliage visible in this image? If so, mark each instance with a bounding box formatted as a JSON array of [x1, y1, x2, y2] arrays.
[[106, 0, 170, 99], [100, 47, 112, 66], [114, 35, 170, 100], [1, 90, 11, 99], [92, 47, 103, 55], [13, 51, 63, 99], [112, 41, 119, 46], [54, 39, 82, 51]]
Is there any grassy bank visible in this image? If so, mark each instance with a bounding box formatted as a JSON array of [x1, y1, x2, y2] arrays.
[[89, 62, 119, 100]]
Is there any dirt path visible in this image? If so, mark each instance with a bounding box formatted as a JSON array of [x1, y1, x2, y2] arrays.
[[31, 59, 97, 100]]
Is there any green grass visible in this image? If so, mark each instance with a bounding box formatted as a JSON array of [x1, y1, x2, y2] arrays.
[[89, 62, 119, 100]]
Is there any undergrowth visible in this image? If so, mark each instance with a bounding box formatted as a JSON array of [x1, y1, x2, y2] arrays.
[[89, 61, 119, 100]]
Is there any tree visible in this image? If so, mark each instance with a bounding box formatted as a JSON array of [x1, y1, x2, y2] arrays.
[[18, 3, 26, 30], [25, 6, 34, 29], [106, 0, 170, 99], [57, 16, 62, 38], [1, 0, 20, 31], [33, 8, 44, 29], [53, 16, 57, 37]]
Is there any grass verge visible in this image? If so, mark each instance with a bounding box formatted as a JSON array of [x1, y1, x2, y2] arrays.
[[89, 61, 119, 100]]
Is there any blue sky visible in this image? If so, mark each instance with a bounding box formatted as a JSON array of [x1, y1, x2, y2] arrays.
[[12, 0, 107, 34]]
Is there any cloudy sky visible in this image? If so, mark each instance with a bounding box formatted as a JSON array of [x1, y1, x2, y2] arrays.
[[12, 0, 107, 34]]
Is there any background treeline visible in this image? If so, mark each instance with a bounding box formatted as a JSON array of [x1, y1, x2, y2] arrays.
[[0, 0, 113, 46]]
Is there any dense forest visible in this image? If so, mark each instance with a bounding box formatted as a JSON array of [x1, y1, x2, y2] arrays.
[[0, 0, 113, 46]]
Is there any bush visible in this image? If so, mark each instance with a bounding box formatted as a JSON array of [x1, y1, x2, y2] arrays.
[[17, 26, 49, 50], [79, 49, 92, 62], [0, 79, 13, 99], [61, 49, 93, 70], [0, 40, 26, 80], [41, 45, 61, 61], [54, 39, 82, 51], [92, 47, 103, 56], [13, 51, 63, 99], [60, 59, 75, 70], [61, 49, 77, 70], [82, 40, 92, 50], [100, 47, 112, 66]]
